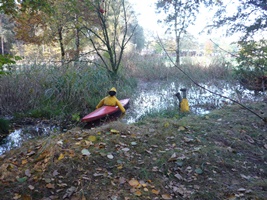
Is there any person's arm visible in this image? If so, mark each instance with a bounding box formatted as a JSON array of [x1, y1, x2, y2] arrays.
[[116, 99, 126, 113], [96, 98, 105, 109]]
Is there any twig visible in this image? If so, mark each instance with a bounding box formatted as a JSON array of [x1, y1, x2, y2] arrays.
[[157, 36, 267, 123]]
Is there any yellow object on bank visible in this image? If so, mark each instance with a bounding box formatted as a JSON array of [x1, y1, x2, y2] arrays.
[[180, 98, 189, 112]]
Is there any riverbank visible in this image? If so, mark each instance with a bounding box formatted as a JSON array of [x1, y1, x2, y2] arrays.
[[0, 101, 266, 199]]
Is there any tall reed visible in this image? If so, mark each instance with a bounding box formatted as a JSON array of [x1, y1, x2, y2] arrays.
[[0, 63, 136, 120]]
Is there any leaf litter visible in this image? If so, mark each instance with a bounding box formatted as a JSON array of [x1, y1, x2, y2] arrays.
[[0, 102, 266, 199]]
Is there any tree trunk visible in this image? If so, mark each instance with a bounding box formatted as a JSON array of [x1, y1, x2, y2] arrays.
[[58, 27, 65, 64], [1, 37, 4, 55]]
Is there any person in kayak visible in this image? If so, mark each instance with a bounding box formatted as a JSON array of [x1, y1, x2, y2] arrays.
[[96, 87, 126, 113]]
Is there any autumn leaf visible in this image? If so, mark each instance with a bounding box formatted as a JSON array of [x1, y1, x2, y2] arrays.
[[164, 122, 170, 127], [88, 135, 97, 142], [13, 193, 21, 200], [178, 126, 186, 131], [110, 129, 120, 134], [46, 183, 55, 189], [21, 194, 32, 200], [117, 164, 123, 169], [162, 194, 172, 199], [21, 159, 28, 165], [134, 190, 142, 196], [152, 189, 160, 195], [129, 179, 140, 188], [58, 153, 64, 160]]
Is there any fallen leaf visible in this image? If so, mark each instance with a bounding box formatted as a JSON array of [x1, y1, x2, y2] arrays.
[[168, 153, 177, 162], [121, 148, 130, 152], [195, 168, 203, 175], [88, 135, 97, 142], [46, 183, 55, 189], [25, 169, 31, 177], [134, 190, 142, 196], [184, 137, 193, 143], [21, 194, 32, 200], [119, 177, 126, 184], [178, 126, 186, 131], [237, 188, 246, 192], [13, 193, 21, 200], [107, 154, 114, 159], [81, 149, 90, 156], [58, 153, 64, 160], [21, 159, 28, 165], [110, 129, 120, 134], [131, 142, 137, 146], [28, 185, 34, 190], [63, 186, 76, 199], [17, 177, 27, 183], [162, 194, 172, 199], [26, 151, 35, 157], [117, 164, 123, 169], [164, 122, 170, 127], [174, 173, 183, 180], [129, 179, 139, 187], [53, 170, 60, 177], [151, 189, 160, 195]]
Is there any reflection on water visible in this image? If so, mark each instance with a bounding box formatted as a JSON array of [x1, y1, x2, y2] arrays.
[[124, 80, 265, 123], [0, 129, 31, 154], [1, 80, 265, 155], [0, 124, 58, 155]]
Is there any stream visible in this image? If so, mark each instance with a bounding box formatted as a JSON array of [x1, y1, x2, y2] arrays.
[[0, 80, 265, 155]]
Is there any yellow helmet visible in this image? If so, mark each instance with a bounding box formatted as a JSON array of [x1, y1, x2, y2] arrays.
[[109, 87, 117, 92]]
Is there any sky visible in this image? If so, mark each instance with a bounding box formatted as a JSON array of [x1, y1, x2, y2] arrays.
[[130, 0, 240, 43], [131, 0, 163, 34]]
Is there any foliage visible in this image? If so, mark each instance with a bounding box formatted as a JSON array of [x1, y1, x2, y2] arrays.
[[0, 54, 20, 75], [235, 39, 267, 80], [12, 0, 97, 63], [210, 0, 267, 41], [0, 118, 9, 135]]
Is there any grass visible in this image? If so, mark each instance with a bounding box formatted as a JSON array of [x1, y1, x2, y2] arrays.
[[0, 102, 266, 199], [0, 63, 137, 121]]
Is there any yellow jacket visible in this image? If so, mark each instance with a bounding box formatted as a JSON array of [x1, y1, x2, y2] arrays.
[[96, 87, 126, 113], [180, 98, 190, 112]]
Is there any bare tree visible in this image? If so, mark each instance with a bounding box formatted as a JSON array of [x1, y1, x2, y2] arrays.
[[156, 0, 200, 66], [82, 0, 137, 77]]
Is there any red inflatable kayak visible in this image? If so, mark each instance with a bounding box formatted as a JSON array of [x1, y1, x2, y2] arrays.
[[81, 98, 130, 123]]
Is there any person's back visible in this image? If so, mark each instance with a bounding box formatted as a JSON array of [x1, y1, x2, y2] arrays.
[[96, 87, 126, 113]]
